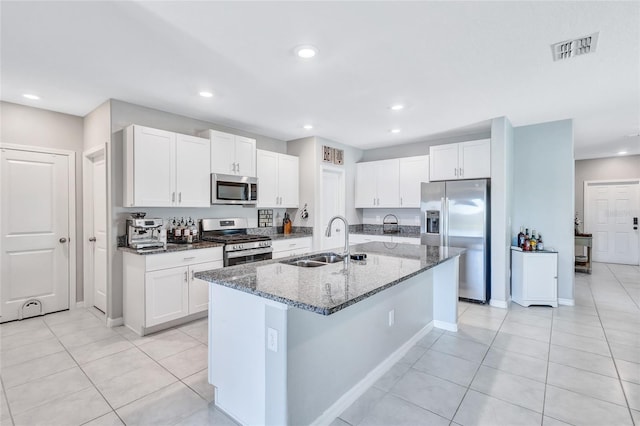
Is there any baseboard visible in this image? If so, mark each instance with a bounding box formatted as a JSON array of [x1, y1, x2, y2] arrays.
[[310, 321, 434, 426], [107, 317, 124, 327], [433, 320, 457, 332], [558, 298, 575, 306], [75, 301, 85, 309], [489, 299, 508, 309]]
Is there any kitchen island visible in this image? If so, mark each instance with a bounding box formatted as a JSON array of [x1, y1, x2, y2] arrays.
[[195, 242, 463, 426]]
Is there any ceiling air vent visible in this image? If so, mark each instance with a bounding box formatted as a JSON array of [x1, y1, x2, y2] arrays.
[[551, 32, 599, 61]]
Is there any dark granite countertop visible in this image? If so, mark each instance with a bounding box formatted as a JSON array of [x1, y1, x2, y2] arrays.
[[195, 242, 464, 316], [349, 230, 421, 238], [118, 241, 223, 255], [270, 233, 314, 241]]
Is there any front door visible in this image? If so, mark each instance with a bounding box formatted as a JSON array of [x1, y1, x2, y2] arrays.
[[1, 148, 71, 322], [586, 181, 640, 265]]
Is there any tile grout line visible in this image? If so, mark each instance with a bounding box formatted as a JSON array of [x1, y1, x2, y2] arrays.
[[0, 375, 16, 426]]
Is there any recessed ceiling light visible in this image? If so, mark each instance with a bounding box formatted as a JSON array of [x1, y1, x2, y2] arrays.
[[199, 91, 213, 98], [294, 45, 318, 59], [303, 124, 313, 130], [390, 104, 404, 111], [23, 93, 40, 100], [390, 129, 401, 134], [618, 151, 628, 155]]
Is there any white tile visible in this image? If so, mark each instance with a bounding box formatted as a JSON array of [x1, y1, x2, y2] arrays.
[[549, 344, 617, 378], [157, 344, 208, 379], [1, 386, 11, 424], [616, 359, 640, 384], [12, 387, 110, 426], [412, 349, 480, 387], [542, 416, 573, 426], [373, 361, 412, 391], [178, 320, 208, 343], [610, 342, 640, 364], [470, 365, 545, 413], [67, 334, 134, 365], [58, 326, 120, 349], [5, 367, 92, 415], [174, 405, 237, 426], [632, 409, 640, 425], [0, 337, 65, 369], [492, 332, 549, 360], [329, 417, 350, 426], [544, 385, 633, 426], [453, 389, 541, 426], [604, 328, 640, 348], [482, 347, 548, 383], [83, 411, 124, 426], [0, 328, 54, 353], [445, 323, 497, 345], [42, 309, 98, 325], [81, 347, 156, 384], [415, 329, 443, 348], [1, 351, 77, 389], [47, 315, 104, 337], [137, 330, 201, 361], [547, 362, 627, 406], [359, 393, 450, 426], [430, 334, 489, 363], [339, 386, 386, 425], [391, 369, 466, 419], [550, 330, 611, 357], [116, 382, 207, 426], [552, 318, 605, 340], [182, 370, 214, 403], [501, 320, 552, 342], [622, 380, 640, 411], [0, 317, 46, 338], [399, 344, 428, 365]]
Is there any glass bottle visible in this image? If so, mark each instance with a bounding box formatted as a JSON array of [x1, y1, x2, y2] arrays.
[[517, 226, 525, 248]]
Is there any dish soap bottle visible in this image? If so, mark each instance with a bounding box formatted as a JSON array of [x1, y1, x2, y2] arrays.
[[283, 213, 292, 235]]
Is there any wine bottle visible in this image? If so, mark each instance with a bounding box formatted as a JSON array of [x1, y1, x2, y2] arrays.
[[537, 234, 544, 251], [518, 226, 525, 248], [530, 230, 537, 251]]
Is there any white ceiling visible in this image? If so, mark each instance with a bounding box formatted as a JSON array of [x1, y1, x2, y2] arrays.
[[1, 1, 638, 159]]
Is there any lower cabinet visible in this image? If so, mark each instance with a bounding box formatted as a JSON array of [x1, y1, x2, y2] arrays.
[[124, 247, 223, 335], [511, 248, 558, 307], [272, 237, 313, 259], [349, 234, 420, 245]]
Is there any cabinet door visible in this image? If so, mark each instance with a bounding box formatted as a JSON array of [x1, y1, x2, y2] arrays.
[[145, 266, 189, 327], [459, 139, 491, 179], [209, 130, 236, 175], [355, 162, 377, 208], [278, 154, 299, 208], [132, 126, 176, 206], [176, 134, 211, 207], [272, 237, 312, 259], [234, 136, 257, 177], [399, 156, 429, 208], [189, 261, 223, 314], [376, 159, 400, 207], [256, 149, 279, 207], [429, 144, 459, 181], [523, 253, 558, 302]]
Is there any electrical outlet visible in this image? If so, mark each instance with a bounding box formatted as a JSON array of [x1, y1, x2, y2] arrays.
[[267, 327, 278, 352], [388, 309, 395, 326]]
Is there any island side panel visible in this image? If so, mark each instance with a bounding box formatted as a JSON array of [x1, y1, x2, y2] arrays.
[[433, 255, 459, 331], [286, 270, 434, 426]]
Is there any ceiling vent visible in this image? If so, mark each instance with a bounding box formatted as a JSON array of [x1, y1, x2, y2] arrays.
[[551, 32, 599, 61]]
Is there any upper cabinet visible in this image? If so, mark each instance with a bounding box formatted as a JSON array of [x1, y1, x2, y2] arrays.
[[399, 156, 429, 208], [429, 139, 491, 181], [256, 149, 299, 208], [202, 129, 256, 177], [355, 159, 400, 208], [124, 125, 210, 207]]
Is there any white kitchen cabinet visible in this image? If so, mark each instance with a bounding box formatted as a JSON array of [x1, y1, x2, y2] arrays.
[[123, 247, 223, 335], [399, 155, 429, 207], [350, 234, 420, 245], [257, 149, 299, 208], [511, 248, 558, 307], [429, 139, 490, 181], [272, 237, 313, 259], [355, 159, 400, 208], [124, 125, 210, 207], [203, 129, 256, 177]]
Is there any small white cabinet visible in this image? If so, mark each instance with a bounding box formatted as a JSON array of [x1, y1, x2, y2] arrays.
[[203, 129, 256, 177], [355, 159, 400, 208], [272, 237, 313, 259], [429, 139, 490, 181], [511, 248, 558, 307], [257, 150, 299, 208], [399, 156, 429, 207], [124, 247, 223, 335], [124, 125, 210, 207]]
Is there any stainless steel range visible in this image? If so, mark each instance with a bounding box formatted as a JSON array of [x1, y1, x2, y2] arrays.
[[200, 218, 272, 267]]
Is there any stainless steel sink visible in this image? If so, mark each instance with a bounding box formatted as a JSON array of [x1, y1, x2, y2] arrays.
[[281, 252, 345, 268], [283, 259, 328, 268], [308, 253, 344, 264]]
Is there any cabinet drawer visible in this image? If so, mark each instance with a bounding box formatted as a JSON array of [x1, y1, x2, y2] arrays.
[[393, 236, 420, 245], [145, 247, 223, 271], [271, 237, 312, 252]]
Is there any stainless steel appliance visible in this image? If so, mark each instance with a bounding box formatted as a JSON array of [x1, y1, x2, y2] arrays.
[[211, 173, 258, 205], [421, 179, 490, 302], [200, 218, 272, 266], [126, 216, 166, 251]]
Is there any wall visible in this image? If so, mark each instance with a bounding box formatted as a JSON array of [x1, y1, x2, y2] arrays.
[[108, 100, 288, 320], [83, 100, 111, 151], [0, 101, 85, 302], [575, 155, 640, 222], [513, 120, 574, 303]]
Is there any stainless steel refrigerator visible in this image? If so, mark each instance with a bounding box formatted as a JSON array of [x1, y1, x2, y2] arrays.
[[420, 179, 490, 302]]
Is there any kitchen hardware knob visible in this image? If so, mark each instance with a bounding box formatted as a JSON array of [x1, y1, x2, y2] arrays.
[[59, 238, 67, 243], [89, 237, 97, 242]]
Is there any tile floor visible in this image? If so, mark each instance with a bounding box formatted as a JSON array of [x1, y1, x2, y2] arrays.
[[0, 262, 638, 426]]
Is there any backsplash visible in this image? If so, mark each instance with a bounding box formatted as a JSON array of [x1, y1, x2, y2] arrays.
[[248, 226, 313, 236], [349, 224, 420, 236]]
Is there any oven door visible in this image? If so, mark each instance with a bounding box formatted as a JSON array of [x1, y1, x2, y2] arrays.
[[225, 247, 273, 267]]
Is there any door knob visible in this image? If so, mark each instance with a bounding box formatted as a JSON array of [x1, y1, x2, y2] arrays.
[[59, 238, 68, 243], [89, 237, 97, 242]]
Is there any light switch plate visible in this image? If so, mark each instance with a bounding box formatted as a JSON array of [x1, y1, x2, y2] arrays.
[[267, 327, 278, 352]]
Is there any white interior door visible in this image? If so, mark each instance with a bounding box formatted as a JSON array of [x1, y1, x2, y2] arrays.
[[586, 181, 640, 265], [1, 149, 70, 322], [92, 155, 107, 313], [321, 168, 345, 250]]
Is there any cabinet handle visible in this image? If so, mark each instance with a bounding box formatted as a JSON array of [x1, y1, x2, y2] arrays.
[[183, 256, 196, 261], [373, 197, 376, 205], [232, 163, 236, 173], [460, 168, 463, 177], [454, 168, 457, 177], [191, 270, 194, 281], [184, 271, 188, 282], [400, 197, 403, 206], [89, 237, 96, 242], [172, 192, 176, 203], [377, 198, 380, 205], [178, 192, 182, 203], [235, 162, 240, 173]]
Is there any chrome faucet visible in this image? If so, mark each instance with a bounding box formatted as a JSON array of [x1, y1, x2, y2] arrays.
[[325, 215, 350, 262]]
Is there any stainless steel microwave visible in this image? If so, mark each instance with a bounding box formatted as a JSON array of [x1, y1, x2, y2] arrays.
[[211, 173, 258, 205]]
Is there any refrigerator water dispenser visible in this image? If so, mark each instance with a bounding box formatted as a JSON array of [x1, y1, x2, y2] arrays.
[[426, 210, 440, 234]]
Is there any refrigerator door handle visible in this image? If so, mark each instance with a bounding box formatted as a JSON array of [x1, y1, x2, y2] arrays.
[[444, 197, 450, 246], [441, 197, 446, 246]]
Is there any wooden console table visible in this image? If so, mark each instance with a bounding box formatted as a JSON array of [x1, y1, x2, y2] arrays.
[[575, 234, 592, 274]]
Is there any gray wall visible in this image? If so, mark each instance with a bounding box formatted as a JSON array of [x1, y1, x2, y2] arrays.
[[575, 155, 640, 223], [1, 101, 85, 302], [83, 100, 111, 151], [513, 120, 575, 302]]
